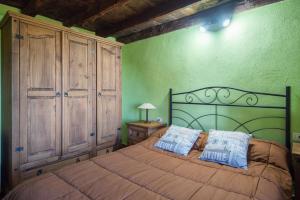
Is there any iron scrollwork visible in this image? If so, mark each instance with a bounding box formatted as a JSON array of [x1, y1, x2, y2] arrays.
[[184, 87, 259, 106], [169, 86, 291, 148]]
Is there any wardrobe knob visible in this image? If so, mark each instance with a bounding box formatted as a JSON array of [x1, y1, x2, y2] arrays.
[[56, 92, 61, 97], [98, 92, 102, 97], [64, 92, 68, 97]]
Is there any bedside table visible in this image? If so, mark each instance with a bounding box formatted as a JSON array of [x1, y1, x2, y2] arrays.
[[127, 121, 166, 145], [292, 143, 300, 200]]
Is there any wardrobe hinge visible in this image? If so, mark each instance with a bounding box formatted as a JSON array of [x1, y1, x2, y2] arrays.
[[15, 146, 24, 152], [15, 34, 24, 40]]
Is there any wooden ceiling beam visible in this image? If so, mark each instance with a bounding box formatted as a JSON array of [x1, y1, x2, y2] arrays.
[[0, 0, 26, 8], [22, 0, 40, 16], [117, 0, 282, 44], [21, 0, 55, 17], [96, 0, 207, 37], [235, 0, 283, 12], [63, 0, 130, 27], [117, 1, 235, 43]]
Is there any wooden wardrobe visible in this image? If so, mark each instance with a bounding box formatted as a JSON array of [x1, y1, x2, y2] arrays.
[[1, 12, 122, 191]]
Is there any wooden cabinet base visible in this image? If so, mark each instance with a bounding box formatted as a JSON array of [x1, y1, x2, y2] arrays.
[[97, 147, 113, 156], [20, 145, 115, 182], [20, 154, 90, 181]]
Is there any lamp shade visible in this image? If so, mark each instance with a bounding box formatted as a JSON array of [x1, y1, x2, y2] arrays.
[[138, 103, 156, 110]]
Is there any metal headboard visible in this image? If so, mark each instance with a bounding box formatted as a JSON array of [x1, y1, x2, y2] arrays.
[[169, 86, 291, 149]]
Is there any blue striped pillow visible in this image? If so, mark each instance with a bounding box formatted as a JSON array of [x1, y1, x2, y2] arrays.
[[154, 125, 201, 156], [200, 130, 251, 169]]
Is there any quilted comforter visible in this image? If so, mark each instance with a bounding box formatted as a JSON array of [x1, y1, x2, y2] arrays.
[[4, 128, 292, 200]]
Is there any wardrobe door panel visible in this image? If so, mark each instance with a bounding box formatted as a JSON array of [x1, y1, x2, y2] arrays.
[[29, 31, 55, 89], [97, 43, 121, 146], [19, 23, 61, 166], [101, 46, 116, 90], [27, 98, 56, 162], [98, 96, 117, 144], [69, 40, 88, 89], [63, 34, 95, 155]]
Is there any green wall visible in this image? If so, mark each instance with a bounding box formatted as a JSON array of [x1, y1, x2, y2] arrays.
[[122, 0, 300, 144]]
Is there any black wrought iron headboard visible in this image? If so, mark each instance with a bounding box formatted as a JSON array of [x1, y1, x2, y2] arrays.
[[169, 86, 291, 149]]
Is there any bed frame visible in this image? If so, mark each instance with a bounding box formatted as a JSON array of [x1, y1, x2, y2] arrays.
[[169, 86, 291, 149]]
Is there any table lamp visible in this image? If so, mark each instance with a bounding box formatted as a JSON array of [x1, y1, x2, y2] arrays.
[[138, 103, 156, 123]]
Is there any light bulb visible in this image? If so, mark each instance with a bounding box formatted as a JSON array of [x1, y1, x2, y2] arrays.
[[222, 18, 231, 27], [200, 26, 207, 33]]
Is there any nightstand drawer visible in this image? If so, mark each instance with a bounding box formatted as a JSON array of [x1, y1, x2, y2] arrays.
[[129, 126, 147, 132], [128, 129, 147, 139], [127, 121, 167, 146]]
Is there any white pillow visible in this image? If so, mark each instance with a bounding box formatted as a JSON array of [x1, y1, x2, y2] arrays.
[[154, 125, 201, 156], [200, 130, 251, 169]]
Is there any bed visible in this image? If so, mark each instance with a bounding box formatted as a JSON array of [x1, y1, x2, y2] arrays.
[[4, 86, 292, 200]]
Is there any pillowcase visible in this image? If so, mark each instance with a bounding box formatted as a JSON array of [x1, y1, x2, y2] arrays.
[[200, 130, 251, 169], [154, 125, 201, 156]]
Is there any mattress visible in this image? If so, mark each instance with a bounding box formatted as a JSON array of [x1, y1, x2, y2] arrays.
[[4, 128, 292, 200]]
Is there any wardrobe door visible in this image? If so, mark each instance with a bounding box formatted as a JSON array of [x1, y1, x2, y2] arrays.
[[19, 23, 62, 168], [63, 34, 95, 156], [97, 43, 121, 147]]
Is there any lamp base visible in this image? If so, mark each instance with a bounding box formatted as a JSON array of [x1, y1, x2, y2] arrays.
[[146, 109, 149, 123]]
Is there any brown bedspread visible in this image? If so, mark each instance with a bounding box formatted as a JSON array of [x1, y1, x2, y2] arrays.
[[4, 128, 292, 200]]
